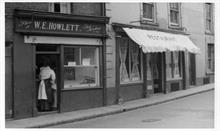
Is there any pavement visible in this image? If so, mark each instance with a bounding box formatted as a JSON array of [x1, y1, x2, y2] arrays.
[[5, 83, 214, 128]]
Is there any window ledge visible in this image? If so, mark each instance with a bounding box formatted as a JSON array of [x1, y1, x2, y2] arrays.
[[120, 81, 143, 86], [141, 20, 159, 27], [62, 86, 102, 91], [206, 72, 214, 75], [205, 31, 214, 35], [167, 77, 183, 81], [168, 25, 184, 31]]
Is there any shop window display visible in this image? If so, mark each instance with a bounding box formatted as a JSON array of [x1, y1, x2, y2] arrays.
[[146, 54, 152, 81], [119, 39, 142, 84], [207, 44, 214, 73], [166, 51, 181, 80], [152, 54, 159, 79], [64, 47, 99, 89]]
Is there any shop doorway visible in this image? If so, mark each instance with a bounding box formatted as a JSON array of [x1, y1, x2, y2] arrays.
[[152, 53, 163, 93], [35, 54, 60, 113]]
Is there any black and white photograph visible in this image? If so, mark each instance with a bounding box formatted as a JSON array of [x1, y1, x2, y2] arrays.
[[1, 0, 220, 130]]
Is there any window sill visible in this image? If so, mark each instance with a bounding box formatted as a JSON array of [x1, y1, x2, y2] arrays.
[[62, 86, 102, 91], [141, 20, 159, 27], [206, 72, 214, 75], [205, 31, 214, 35], [120, 81, 143, 86], [166, 77, 183, 81], [168, 25, 184, 31]]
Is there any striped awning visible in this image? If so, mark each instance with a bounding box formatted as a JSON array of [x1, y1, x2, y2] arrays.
[[123, 28, 200, 54]]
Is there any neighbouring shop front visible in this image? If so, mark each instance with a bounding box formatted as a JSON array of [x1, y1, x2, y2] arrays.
[[13, 9, 109, 119], [113, 23, 200, 103]]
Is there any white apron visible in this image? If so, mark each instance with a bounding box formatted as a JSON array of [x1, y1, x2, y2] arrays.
[[38, 66, 56, 100]]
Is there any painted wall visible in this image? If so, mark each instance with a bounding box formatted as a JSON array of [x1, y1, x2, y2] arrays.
[[182, 3, 206, 81], [106, 3, 212, 88], [107, 3, 141, 26], [156, 3, 169, 29]]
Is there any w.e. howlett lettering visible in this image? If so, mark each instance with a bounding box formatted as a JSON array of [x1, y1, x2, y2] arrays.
[[34, 21, 80, 32], [16, 18, 104, 35]]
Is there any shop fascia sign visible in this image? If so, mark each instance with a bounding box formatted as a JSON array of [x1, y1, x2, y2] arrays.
[[15, 17, 105, 36]]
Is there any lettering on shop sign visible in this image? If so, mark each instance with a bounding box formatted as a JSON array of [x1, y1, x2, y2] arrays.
[[15, 18, 104, 35], [146, 34, 176, 41]]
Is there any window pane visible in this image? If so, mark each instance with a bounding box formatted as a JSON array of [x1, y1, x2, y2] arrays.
[[120, 39, 129, 83], [166, 52, 181, 79], [64, 67, 98, 88], [54, 3, 61, 12], [152, 54, 159, 79], [166, 52, 172, 79], [170, 11, 178, 24], [170, 3, 179, 10], [64, 48, 80, 65], [81, 47, 97, 65], [147, 54, 152, 80], [211, 46, 215, 72], [143, 3, 154, 19], [64, 47, 99, 89], [206, 3, 212, 19], [130, 42, 141, 81], [71, 3, 102, 16], [173, 52, 180, 78], [206, 3, 212, 31], [206, 20, 211, 31], [208, 44, 214, 72], [178, 52, 182, 77], [120, 39, 142, 84]]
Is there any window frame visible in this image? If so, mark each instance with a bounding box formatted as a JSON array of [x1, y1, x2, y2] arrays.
[[206, 43, 215, 74], [49, 3, 105, 16], [119, 38, 143, 85], [63, 46, 101, 90], [141, 3, 158, 25], [49, 3, 71, 14], [168, 3, 182, 28], [166, 51, 183, 80], [205, 3, 213, 33]]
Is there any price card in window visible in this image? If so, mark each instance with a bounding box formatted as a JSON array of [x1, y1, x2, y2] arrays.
[[82, 58, 91, 66], [68, 61, 76, 66]]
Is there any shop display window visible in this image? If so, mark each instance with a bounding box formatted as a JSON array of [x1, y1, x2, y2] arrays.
[[146, 54, 152, 80], [146, 53, 160, 81], [166, 51, 182, 80], [64, 47, 99, 89], [119, 39, 143, 84], [207, 44, 214, 73]]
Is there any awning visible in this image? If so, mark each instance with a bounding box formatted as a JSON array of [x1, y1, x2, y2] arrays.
[[123, 28, 200, 54]]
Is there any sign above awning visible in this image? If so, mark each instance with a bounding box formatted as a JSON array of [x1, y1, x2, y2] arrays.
[[123, 28, 200, 54]]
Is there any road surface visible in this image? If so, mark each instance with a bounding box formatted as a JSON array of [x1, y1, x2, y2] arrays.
[[51, 90, 214, 128]]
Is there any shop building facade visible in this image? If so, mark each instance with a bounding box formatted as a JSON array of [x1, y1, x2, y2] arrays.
[[5, 2, 214, 119], [104, 2, 214, 105]]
